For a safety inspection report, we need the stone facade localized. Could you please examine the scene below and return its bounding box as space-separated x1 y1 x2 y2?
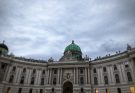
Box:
0 42 135 93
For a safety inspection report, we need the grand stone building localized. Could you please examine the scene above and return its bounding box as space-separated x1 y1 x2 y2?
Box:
0 41 135 93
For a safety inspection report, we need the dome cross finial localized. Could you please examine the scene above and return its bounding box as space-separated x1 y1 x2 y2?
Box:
72 40 74 44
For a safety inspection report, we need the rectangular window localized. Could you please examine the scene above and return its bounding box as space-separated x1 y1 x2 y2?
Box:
80 68 84 74
40 89 43 93
114 65 117 70
53 78 56 85
29 89 32 93
41 78 44 85
18 88 22 93
103 67 107 72
42 70 45 74
93 68 96 73
54 69 57 74
12 66 16 72
125 64 129 68
117 88 121 93
106 89 110 93
80 77 84 85
1 63 6 70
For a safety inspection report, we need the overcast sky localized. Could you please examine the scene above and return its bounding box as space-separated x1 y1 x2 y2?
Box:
0 0 135 61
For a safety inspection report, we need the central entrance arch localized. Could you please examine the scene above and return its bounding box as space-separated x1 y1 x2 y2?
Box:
63 81 73 93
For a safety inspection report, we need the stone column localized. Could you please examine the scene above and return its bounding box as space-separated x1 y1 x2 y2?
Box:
16 67 22 84
13 67 20 84
45 69 47 84
99 67 103 85
49 68 52 85
120 63 127 83
85 67 88 84
24 68 29 84
57 68 60 84
38 70 42 85
76 67 78 84
74 67 76 84
5 65 12 82
107 65 112 84
3 64 10 81
35 69 41 85
118 63 124 83
88 67 90 84
60 68 63 84
97 67 100 85
27 68 32 84
110 66 115 84
129 59 135 81
47 68 50 84
35 69 38 85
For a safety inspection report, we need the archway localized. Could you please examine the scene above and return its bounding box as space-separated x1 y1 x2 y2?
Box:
63 81 73 93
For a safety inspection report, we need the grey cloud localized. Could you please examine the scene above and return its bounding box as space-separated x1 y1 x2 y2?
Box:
0 0 135 60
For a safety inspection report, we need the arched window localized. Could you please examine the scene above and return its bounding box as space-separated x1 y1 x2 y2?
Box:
12 66 16 72
81 88 84 92
18 88 22 93
115 74 120 83
29 89 32 93
93 68 96 73
9 75 14 83
40 89 43 93
41 78 44 85
32 69 36 74
53 78 56 85
114 65 117 70
52 88 54 92
94 77 98 85
6 87 11 93
42 70 45 75
127 72 132 82
23 68 26 73
117 88 121 93
30 77 35 85
103 67 107 72
80 77 84 84
104 76 108 84
20 76 25 84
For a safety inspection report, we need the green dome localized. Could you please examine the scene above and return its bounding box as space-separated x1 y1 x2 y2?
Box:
0 41 9 55
64 41 82 53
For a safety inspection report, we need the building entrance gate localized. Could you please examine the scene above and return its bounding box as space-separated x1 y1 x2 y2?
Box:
63 81 73 93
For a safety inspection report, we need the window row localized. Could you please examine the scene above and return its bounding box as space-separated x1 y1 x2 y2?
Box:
18 88 43 93
95 87 135 93
9 75 46 85
93 63 130 74
94 72 133 85
11 67 46 75
95 88 122 93
6 87 43 93
52 77 85 85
